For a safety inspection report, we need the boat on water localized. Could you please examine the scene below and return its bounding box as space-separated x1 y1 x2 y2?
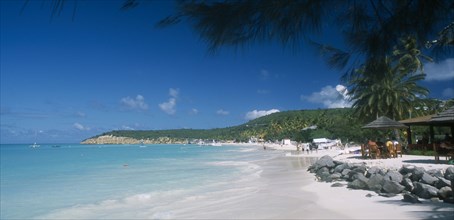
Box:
209 140 222 147
139 140 147 148
30 142 40 148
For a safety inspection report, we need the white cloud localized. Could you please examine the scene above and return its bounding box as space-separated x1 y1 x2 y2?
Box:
301 84 352 108
159 88 180 115
442 88 454 98
424 58 454 81
121 125 135 130
159 98 176 115
245 109 280 120
190 108 199 115
216 109 230 115
169 88 179 98
73 122 90 131
120 95 149 111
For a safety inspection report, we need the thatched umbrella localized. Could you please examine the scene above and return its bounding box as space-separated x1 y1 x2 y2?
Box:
363 116 408 129
430 106 454 124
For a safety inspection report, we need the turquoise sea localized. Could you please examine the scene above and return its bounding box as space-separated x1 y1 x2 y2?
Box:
0 143 290 219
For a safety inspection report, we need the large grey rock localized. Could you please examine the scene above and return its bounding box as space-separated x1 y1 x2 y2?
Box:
366 166 381 178
384 170 403 183
399 165 416 175
436 177 452 189
341 169 351 180
352 164 367 175
348 179 369 190
347 163 367 172
349 172 364 182
367 174 384 192
445 167 454 180
348 173 369 190
411 167 426 182
438 186 453 200
402 193 421 203
330 173 342 181
315 155 336 169
427 169 443 178
316 167 331 182
383 179 405 194
413 182 439 199
334 163 348 173
402 178 414 192
403 173 413 179
420 173 439 186
331 182 344 187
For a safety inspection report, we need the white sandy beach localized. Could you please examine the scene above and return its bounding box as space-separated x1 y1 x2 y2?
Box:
276 144 454 219
192 148 453 219
134 142 449 219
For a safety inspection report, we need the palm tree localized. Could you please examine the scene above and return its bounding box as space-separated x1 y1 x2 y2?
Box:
349 37 430 121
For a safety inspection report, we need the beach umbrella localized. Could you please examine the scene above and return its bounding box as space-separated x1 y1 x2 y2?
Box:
362 116 408 129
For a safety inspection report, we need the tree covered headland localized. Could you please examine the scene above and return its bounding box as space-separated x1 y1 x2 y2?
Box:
91 108 378 144
87 102 453 144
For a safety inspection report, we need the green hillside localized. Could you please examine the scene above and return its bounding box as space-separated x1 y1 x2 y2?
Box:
87 108 376 143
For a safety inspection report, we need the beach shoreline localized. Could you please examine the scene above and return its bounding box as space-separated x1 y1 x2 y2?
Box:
222 143 454 219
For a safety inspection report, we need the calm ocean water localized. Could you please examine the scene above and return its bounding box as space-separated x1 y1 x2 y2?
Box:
0 144 284 219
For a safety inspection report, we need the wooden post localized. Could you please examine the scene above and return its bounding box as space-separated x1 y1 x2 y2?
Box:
407 127 412 144
430 125 434 144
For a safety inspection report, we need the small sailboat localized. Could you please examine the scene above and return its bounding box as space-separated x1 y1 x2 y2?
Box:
30 142 40 148
139 140 146 148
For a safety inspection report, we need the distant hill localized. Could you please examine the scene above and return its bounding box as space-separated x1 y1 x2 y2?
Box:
82 108 375 144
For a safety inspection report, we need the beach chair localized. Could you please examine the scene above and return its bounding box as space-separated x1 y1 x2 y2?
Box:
386 141 396 158
395 143 402 158
368 143 381 159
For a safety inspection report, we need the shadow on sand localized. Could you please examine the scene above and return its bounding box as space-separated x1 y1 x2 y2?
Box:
378 199 454 220
344 155 364 160
402 159 449 165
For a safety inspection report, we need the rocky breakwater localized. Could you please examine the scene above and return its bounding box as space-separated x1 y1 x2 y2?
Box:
307 155 454 204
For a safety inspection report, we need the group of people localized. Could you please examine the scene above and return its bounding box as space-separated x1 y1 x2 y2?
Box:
364 137 401 159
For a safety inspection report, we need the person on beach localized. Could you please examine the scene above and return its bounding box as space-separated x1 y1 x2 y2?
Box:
303 143 310 154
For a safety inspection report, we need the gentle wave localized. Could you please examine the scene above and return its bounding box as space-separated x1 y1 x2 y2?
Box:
37 181 262 219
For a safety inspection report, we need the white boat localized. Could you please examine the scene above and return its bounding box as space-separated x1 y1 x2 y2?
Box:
209 140 222 147
30 142 40 148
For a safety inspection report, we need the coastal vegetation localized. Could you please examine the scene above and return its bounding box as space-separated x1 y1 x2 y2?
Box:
84 108 369 144
83 104 452 145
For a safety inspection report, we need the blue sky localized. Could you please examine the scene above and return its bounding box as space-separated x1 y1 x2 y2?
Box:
1 0 453 144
